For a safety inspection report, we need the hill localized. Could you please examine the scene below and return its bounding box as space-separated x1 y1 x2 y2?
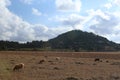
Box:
48 30 120 51
0 30 120 51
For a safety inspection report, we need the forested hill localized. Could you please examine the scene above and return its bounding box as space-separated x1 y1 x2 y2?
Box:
0 30 120 51
48 30 120 51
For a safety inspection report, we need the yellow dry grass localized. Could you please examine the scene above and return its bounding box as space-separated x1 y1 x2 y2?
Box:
0 51 120 80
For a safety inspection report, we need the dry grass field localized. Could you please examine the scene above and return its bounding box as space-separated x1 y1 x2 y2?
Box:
0 51 120 80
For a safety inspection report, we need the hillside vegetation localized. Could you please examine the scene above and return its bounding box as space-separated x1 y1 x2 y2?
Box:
0 30 120 51
49 30 120 51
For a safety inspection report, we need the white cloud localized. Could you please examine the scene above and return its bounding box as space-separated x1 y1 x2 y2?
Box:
0 0 74 42
48 26 73 38
86 9 120 43
87 10 119 34
32 8 42 16
103 0 120 10
106 0 120 7
60 14 83 25
0 5 35 42
87 9 110 20
55 0 81 12
104 3 112 9
113 0 120 6
0 0 48 42
20 0 33 4
49 9 120 43
51 14 86 30
1 0 120 43
0 0 11 7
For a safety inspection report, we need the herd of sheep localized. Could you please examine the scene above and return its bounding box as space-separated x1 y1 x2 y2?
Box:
12 56 61 71
12 57 109 71
10 55 120 80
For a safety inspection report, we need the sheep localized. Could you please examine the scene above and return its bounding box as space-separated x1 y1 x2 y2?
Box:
44 56 48 58
55 57 60 61
13 63 24 71
38 59 46 64
94 58 100 62
106 60 109 63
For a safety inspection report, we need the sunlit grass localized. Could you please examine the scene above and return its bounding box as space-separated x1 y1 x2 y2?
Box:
0 51 120 80
0 60 12 80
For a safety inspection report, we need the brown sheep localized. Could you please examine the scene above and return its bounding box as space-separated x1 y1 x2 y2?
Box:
38 59 46 64
94 58 100 62
13 63 24 71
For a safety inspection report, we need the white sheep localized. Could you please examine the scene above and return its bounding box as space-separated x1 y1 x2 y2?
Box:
55 57 60 61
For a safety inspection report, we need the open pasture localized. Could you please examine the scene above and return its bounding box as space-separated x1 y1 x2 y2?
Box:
0 51 120 80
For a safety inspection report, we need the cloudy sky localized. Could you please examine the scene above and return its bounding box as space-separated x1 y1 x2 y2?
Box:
0 0 120 43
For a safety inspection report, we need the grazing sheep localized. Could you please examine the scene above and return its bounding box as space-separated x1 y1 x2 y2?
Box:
94 58 100 62
13 63 24 71
44 56 48 58
55 57 60 61
106 60 109 63
38 59 46 64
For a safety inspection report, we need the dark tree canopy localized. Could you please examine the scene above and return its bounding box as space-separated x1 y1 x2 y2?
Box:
48 30 120 52
0 30 120 51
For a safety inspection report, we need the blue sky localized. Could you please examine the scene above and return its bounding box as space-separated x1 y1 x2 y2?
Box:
0 0 120 43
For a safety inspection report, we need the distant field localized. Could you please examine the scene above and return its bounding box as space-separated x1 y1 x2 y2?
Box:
0 51 120 80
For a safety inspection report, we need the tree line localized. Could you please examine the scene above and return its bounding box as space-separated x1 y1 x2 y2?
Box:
0 30 120 51
0 40 48 51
